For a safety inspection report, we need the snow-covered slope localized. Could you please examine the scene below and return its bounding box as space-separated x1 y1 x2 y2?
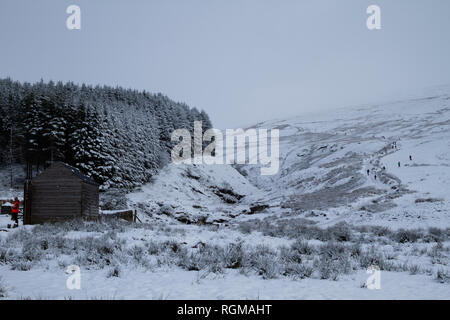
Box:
238 91 450 228
129 88 450 229
127 161 263 224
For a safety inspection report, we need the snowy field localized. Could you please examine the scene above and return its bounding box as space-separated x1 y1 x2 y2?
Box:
0 215 448 299
1 267 449 300
1 89 450 299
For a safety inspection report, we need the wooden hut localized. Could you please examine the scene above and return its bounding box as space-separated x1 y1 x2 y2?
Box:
23 162 99 224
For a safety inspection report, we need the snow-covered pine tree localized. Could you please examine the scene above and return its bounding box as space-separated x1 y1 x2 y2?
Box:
0 78 213 190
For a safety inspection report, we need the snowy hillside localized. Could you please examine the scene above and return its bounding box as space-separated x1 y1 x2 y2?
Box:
127 161 263 225
129 90 450 230
236 91 450 229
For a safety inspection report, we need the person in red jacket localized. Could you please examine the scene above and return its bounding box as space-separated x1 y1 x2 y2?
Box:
11 197 19 227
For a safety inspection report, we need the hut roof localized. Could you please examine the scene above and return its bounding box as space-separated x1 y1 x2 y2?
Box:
59 162 99 186
33 162 99 186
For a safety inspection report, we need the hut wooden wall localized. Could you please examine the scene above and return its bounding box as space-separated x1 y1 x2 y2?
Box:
28 162 100 224
82 182 99 218
30 165 82 223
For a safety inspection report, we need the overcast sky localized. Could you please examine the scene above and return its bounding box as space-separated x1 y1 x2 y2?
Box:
1 0 450 128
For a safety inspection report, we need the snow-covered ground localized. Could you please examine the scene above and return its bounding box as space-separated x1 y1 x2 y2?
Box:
1 267 448 300
0 212 448 299
1 88 450 299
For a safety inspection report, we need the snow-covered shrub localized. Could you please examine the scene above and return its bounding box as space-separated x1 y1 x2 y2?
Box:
247 245 279 279
100 189 128 210
50 235 68 252
315 242 352 280
408 264 421 275
0 237 45 271
327 222 352 242
318 241 347 258
425 227 446 243
435 269 450 283
279 246 301 264
73 235 125 268
244 218 362 243
107 265 122 278
313 256 338 280
391 228 423 243
6 228 33 245
176 251 201 271
31 218 128 234
0 247 16 265
162 240 184 254
0 277 7 298
428 243 447 265
10 260 33 271
127 245 151 268
21 240 44 263
223 242 245 269
145 240 164 255
371 226 391 237
283 262 314 279
238 222 253 234
358 246 393 271
192 245 224 274
348 243 362 258
238 217 321 240
291 239 315 256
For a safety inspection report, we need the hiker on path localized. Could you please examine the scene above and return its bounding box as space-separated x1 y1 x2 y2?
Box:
11 197 19 227
409 155 412 161
367 169 370 176
398 161 401 168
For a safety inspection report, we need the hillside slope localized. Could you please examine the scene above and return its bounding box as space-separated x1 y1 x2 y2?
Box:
126 161 263 225
245 91 450 228
130 89 450 229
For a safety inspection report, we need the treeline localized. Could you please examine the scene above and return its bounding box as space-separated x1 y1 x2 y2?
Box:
0 78 212 190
